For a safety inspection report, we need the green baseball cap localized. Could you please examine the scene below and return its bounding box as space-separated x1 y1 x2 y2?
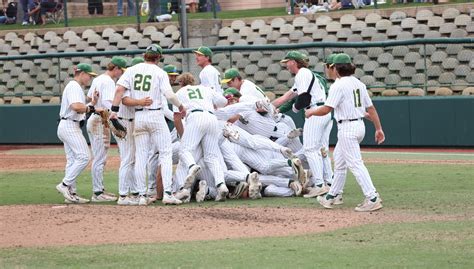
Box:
324 54 337 65
163 65 179 75
193 46 213 58
221 68 241 84
223 87 241 98
145 44 163 55
111 56 127 70
332 53 352 65
130 57 144 66
280 51 307 63
76 63 97 76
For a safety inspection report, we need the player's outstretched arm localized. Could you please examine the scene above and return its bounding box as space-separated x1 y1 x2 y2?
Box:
367 106 385 145
272 89 296 108
305 105 332 118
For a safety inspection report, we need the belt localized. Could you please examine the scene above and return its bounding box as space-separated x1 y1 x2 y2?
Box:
190 109 213 115
308 102 325 108
118 117 134 122
60 117 80 122
337 118 363 124
135 108 161 111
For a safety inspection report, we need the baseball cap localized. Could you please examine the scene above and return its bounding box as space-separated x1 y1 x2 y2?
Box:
223 87 241 98
163 64 179 75
280 51 307 63
221 68 240 84
145 44 163 55
193 46 213 58
323 54 337 65
111 56 127 70
331 53 352 65
76 63 97 76
130 57 144 66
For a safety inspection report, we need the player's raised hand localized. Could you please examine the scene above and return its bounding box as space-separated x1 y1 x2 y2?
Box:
375 129 385 145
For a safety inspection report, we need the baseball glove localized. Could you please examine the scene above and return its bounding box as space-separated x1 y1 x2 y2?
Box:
109 118 127 139
99 109 111 128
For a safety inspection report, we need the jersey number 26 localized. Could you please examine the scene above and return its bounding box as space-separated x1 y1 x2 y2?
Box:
134 74 152 91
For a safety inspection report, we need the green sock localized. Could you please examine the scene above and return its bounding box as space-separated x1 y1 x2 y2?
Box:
316 184 323 188
326 194 335 200
165 191 172 196
370 197 377 202
94 191 103 196
287 159 292 167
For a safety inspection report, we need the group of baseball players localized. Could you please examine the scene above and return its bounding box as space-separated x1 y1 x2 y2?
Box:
55 43 385 212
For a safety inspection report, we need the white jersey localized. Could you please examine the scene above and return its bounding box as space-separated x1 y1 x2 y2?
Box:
236 110 278 138
174 84 227 113
239 79 266 102
59 80 86 121
116 62 173 110
325 76 372 122
118 90 135 120
292 68 326 107
199 64 222 94
87 74 115 110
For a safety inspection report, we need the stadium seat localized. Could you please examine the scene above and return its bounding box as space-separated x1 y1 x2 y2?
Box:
129 33 143 44
400 66 416 79
251 19 265 30
427 16 444 28
462 87 474 95
49 96 60 104
312 29 328 41
353 54 369 66
257 57 272 68
452 80 467 93
431 51 448 63
347 34 363 42
336 28 352 40
442 8 460 20
289 30 304 41
138 38 152 48
381 89 399 96
11 38 24 49
454 14 471 27
384 74 401 86
466 22 474 34
465 72 474 83
438 23 457 36
371 33 388 42
456 50 472 63
263 77 278 89
424 30 442 38
408 88 425 96
270 18 285 29
266 63 281 75
322 35 337 42
101 28 116 38
164 25 179 36
249 51 263 63
401 18 417 29
439 73 456 85
150 32 165 42
253 71 267 82
373 67 389 79
11 97 24 105
293 16 308 28
350 20 367 33
340 14 356 26
361 27 377 39
258 25 273 36
454 65 470 78
377 53 394 66
442 58 459 70
276 37 290 45
411 73 425 85
368 47 384 59
375 19 392 32
29 97 43 104
315 15 332 28
450 29 468 38
123 27 137 38
239 26 252 37
416 9 434 22
14 84 26 95
434 87 453 96
302 23 317 34
365 13 381 26
218 27 232 38
427 65 442 78
412 24 429 37
18 72 30 83
388 59 405 71
277 70 292 82
326 21 341 33
244 64 259 76
231 20 246 30
390 11 407 23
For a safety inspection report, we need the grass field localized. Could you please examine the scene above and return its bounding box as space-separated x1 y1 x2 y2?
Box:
0 147 473 268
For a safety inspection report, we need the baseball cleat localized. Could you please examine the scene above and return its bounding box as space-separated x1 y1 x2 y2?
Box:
91 193 118 202
247 172 262 199
117 195 139 206
56 183 77 203
280 147 294 159
289 181 303 196
287 128 303 139
228 182 249 199
290 157 305 184
174 188 191 202
196 180 208 203
162 193 183 205
355 197 383 212
317 195 334 209
138 195 148 206
183 164 201 190
215 184 229 202
102 191 118 198
303 185 330 198
333 194 344 205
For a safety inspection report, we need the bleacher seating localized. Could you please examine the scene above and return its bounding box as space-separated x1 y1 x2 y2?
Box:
0 4 473 104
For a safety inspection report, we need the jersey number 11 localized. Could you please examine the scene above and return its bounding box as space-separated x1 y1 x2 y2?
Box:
353 89 362 107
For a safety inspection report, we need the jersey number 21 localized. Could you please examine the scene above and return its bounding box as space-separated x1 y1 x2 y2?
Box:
188 88 203 100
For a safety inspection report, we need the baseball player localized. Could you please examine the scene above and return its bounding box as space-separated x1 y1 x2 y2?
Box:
193 46 223 94
110 44 186 206
272 51 332 197
86 56 127 202
172 72 229 201
221 68 266 102
55 63 100 203
305 53 385 212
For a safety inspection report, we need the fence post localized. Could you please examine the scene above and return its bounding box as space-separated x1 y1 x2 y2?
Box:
63 0 68 27
229 50 232 68
423 43 428 94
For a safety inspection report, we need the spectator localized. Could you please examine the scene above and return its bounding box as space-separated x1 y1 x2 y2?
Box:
88 0 103 15
0 1 6 24
2 0 18 24
28 0 61 25
117 0 135 16
19 0 30 25
186 0 197 13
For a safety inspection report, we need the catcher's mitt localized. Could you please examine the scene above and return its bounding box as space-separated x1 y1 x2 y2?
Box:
109 118 127 139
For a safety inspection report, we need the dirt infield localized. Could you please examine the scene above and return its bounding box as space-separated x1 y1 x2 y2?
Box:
0 146 472 248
